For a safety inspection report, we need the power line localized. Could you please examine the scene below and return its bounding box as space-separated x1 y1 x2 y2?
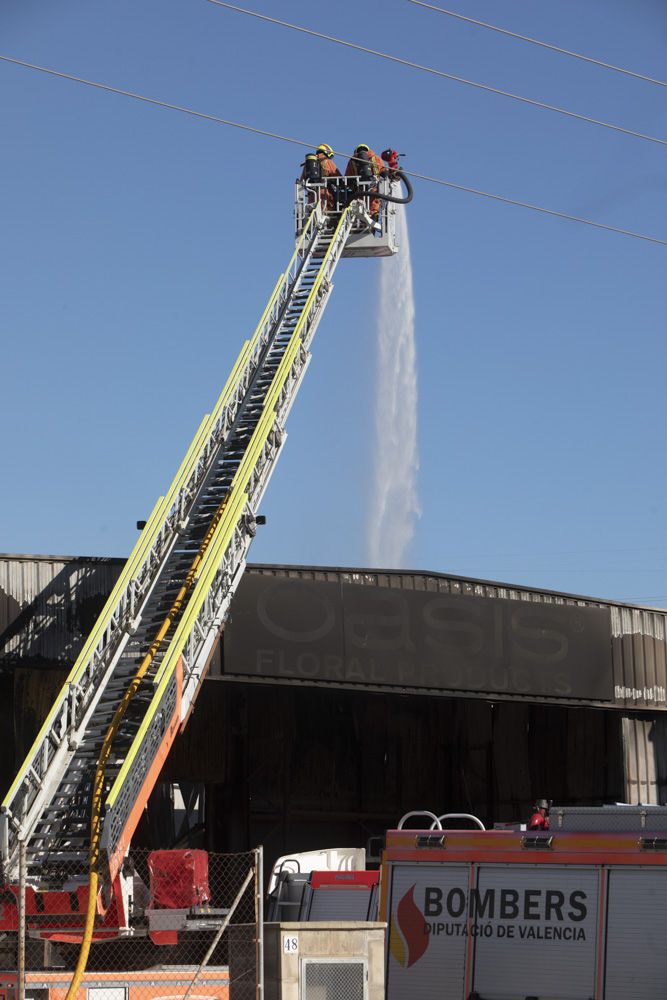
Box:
393 168 667 245
0 53 313 148
1 52 665 247
408 0 667 89
445 545 667 558
206 0 667 150
470 569 667 574
624 596 667 603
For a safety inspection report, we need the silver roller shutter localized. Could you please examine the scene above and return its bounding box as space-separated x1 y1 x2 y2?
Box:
605 868 667 999
472 865 599 999
306 886 373 920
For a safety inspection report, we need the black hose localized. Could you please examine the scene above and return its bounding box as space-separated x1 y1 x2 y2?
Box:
375 169 413 204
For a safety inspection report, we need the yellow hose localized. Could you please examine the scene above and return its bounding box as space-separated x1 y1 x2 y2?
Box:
65 493 230 999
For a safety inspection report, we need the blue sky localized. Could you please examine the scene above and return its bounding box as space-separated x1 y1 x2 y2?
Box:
2 0 666 605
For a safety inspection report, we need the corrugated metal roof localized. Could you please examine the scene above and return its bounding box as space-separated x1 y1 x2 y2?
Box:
245 562 667 612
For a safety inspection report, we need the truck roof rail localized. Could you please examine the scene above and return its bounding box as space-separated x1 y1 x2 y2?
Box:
397 810 442 830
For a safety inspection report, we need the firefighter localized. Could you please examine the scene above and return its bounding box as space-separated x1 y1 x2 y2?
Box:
528 798 551 830
300 143 342 211
345 143 385 228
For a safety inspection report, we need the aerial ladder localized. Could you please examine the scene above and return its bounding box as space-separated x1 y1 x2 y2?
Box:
0 166 412 951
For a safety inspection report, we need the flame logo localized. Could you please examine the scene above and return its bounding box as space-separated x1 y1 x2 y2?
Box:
390 884 429 968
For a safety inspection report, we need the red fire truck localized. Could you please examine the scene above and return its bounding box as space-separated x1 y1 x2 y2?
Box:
379 806 667 1000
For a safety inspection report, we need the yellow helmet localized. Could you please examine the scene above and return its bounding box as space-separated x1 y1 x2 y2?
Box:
355 143 370 153
316 143 334 158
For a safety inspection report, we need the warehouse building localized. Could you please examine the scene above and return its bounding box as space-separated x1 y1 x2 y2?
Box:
2 554 666 870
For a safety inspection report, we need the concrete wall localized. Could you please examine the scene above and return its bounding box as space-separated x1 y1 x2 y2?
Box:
263 922 385 1000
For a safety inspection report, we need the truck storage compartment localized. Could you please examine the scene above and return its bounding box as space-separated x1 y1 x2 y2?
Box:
148 849 211 909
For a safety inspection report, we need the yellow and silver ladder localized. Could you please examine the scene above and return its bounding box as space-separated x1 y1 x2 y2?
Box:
0 203 358 887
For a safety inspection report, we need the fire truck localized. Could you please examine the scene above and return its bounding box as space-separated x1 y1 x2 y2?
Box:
378 805 667 1000
265 805 667 998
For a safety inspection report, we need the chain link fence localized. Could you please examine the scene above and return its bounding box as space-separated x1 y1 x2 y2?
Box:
2 846 263 1000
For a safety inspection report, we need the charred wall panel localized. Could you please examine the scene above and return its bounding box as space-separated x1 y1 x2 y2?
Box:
622 714 667 804
0 551 225 802
200 683 624 864
0 554 125 797
160 682 228 783
611 606 667 708
0 554 124 667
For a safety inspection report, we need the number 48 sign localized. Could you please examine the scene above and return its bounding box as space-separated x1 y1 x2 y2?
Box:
283 935 299 954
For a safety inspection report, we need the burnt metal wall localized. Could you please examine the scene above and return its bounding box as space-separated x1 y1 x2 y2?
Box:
0 553 226 799
0 554 124 667
176 683 624 861
622 714 667 804
0 554 125 795
612 606 667 707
